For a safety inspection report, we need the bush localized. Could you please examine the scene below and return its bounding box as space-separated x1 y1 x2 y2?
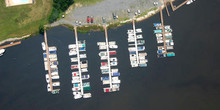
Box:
39 24 44 34
48 8 60 23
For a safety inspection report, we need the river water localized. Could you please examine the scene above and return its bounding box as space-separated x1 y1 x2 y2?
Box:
1 0 220 110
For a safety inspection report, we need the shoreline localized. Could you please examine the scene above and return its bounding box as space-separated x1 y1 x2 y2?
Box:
0 4 167 45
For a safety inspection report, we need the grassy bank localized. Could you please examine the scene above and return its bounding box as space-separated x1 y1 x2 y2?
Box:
0 0 53 41
74 0 103 5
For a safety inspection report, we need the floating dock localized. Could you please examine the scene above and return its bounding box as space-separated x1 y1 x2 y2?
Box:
170 0 191 11
127 19 148 67
97 25 120 92
0 41 21 49
43 30 60 94
153 7 175 58
69 27 91 99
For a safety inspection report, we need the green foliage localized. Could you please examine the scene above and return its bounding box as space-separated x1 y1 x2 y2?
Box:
39 24 44 35
48 0 74 23
48 8 60 23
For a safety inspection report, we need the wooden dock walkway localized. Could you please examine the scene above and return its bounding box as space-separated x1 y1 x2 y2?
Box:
132 19 140 64
0 41 21 49
44 30 54 91
160 7 167 54
170 0 191 11
104 25 113 88
164 0 170 16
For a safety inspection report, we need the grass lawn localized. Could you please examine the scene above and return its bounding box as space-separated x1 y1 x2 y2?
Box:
74 0 103 5
0 0 53 41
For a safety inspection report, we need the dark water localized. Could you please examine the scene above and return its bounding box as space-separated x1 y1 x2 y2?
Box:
1 0 220 110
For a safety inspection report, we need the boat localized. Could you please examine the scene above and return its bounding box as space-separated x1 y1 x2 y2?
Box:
109 51 116 55
186 0 195 5
110 57 117 62
83 93 92 98
153 23 161 27
47 84 51 92
72 76 80 83
45 74 49 83
137 46 145 51
139 63 147 67
52 82 60 86
154 30 162 34
110 62 117 66
112 77 121 84
101 69 109 74
109 41 116 45
0 49 5 56
109 45 118 49
99 45 107 50
51 75 59 79
72 83 81 91
69 50 77 56
41 42 46 51
101 62 108 66
73 93 82 99
81 74 90 80
48 46 57 51
83 82 91 90
101 56 108 60
68 44 77 49
72 72 79 76
103 87 112 92
71 58 78 62
99 51 107 57
112 72 120 76
81 68 88 72
97 42 106 46
136 35 143 39
71 65 78 70
136 28 142 33
51 72 58 76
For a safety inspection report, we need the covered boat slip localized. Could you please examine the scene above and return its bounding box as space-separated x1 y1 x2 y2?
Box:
97 25 121 93
69 27 91 99
127 19 148 68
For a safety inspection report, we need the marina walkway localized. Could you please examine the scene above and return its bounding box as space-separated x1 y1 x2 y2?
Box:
160 7 167 54
104 25 113 88
132 19 139 64
74 26 84 95
44 30 54 91
0 41 21 49
170 0 191 11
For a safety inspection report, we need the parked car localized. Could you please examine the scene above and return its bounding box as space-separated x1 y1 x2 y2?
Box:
102 17 105 23
112 13 116 19
87 16 90 23
90 16 94 23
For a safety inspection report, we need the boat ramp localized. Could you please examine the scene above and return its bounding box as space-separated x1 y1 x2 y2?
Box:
97 25 121 93
68 26 92 99
127 19 148 67
42 30 60 94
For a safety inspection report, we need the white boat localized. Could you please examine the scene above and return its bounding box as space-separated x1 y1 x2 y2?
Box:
71 58 78 62
47 84 51 92
110 62 117 66
72 72 79 76
41 42 46 51
74 94 82 99
49 54 57 59
127 29 134 34
136 35 143 39
52 82 60 86
72 76 80 83
79 54 87 58
186 0 195 5
0 49 6 56
112 77 121 84
69 50 77 56
48 46 57 51
109 45 118 49
109 41 116 45
101 56 108 60
110 57 117 62
81 68 88 72
97 42 106 46
99 45 107 50
51 75 59 79
51 72 58 76
68 44 77 49
72 83 81 91
136 28 142 33
45 74 49 83
83 93 92 98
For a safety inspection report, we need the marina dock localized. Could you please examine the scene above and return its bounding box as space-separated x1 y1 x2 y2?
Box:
170 0 191 11
97 25 120 92
43 30 60 94
153 7 175 58
69 27 91 99
0 41 21 49
127 19 148 67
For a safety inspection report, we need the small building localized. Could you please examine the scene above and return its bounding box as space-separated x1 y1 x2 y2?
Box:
5 0 34 7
